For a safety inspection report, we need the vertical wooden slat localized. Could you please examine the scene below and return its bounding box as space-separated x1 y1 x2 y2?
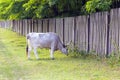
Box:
20 20 23 35
37 20 42 32
89 12 108 55
49 18 56 32
109 9 119 54
24 19 28 35
118 8 120 52
99 12 108 56
22 20 24 35
17 20 20 34
15 20 17 32
76 16 88 52
23 19 26 36
14 20 16 32
33 19 38 32
27 19 32 33
64 17 75 44
24 20 26 35
31 19 34 32
56 18 64 42
42 19 48 32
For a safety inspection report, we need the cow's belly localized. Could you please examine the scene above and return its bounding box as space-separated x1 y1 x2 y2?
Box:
38 43 51 49
31 40 51 49
29 38 57 49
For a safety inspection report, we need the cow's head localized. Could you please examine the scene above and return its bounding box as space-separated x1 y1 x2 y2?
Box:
62 44 68 56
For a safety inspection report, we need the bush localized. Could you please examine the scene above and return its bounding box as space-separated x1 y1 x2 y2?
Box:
107 40 120 67
67 41 98 59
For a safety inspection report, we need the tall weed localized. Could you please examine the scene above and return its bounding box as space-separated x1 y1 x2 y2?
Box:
67 41 98 59
107 40 120 67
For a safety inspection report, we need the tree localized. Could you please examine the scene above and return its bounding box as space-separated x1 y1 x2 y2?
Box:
23 0 41 19
8 0 27 19
0 2 10 20
34 0 55 18
0 0 28 20
85 0 112 13
0 0 119 20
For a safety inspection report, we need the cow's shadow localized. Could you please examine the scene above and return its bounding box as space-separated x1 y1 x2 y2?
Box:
27 58 55 61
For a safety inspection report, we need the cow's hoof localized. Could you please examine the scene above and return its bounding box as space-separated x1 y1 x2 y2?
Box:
66 54 69 56
51 58 55 60
37 58 40 60
28 58 32 60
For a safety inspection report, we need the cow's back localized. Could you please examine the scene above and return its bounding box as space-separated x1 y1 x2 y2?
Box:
27 32 61 49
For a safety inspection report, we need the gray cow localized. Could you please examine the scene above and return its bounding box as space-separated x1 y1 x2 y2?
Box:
26 32 68 60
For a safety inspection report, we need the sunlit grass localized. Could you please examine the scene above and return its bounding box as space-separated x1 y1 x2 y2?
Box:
0 28 120 80
0 0 11 3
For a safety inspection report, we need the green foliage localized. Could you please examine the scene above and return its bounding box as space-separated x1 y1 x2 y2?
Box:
0 0 83 19
0 2 10 19
0 0 27 20
56 0 82 17
9 1 26 19
0 0 119 20
108 52 120 67
68 41 98 59
85 0 112 13
23 0 41 19
107 40 120 67
34 0 55 18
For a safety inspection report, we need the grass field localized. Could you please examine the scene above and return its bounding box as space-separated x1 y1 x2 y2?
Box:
0 28 120 80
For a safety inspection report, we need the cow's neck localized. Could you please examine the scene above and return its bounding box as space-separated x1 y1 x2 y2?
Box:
58 42 64 51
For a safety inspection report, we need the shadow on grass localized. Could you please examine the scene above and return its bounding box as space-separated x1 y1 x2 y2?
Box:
27 58 55 61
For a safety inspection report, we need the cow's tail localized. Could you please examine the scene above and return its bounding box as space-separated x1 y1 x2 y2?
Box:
26 34 30 56
26 45 28 56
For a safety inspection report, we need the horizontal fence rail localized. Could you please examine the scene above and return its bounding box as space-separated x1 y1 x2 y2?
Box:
0 8 120 56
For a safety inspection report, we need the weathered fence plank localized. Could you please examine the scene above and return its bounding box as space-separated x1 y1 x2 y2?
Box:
99 12 108 56
24 19 28 35
49 18 56 32
18 20 20 34
27 19 32 33
64 17 75 44
56 18 64 42
33 19 38 32
119 8 120 52
42 19 48 32
109 9 120 54
0 21 12 29
90 12 108 56
76 16 88 52
20 20 23 35
37 20 42 32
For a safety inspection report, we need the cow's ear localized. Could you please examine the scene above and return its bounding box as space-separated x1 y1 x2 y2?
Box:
63 44 67 48
26 35 30 39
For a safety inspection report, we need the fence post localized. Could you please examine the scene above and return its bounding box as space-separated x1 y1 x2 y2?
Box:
106 11 110 57
87 15 90 53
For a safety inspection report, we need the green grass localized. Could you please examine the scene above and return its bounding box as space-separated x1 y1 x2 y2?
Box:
0 28 120 80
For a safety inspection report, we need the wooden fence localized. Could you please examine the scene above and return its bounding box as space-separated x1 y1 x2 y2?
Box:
0 8 120 56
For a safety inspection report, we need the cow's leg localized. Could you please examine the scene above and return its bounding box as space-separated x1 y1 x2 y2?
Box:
50 45 55 60
28 46 32 59
50 49 54 60
33 47 39 60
